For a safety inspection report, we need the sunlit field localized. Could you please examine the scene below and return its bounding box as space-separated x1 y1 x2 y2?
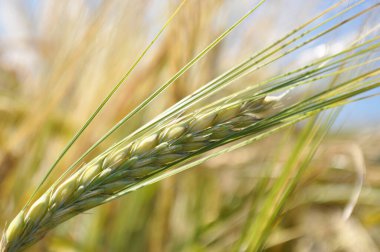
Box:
0 1 380 251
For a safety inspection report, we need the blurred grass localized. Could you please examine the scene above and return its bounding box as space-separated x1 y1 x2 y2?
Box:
1 0 380 251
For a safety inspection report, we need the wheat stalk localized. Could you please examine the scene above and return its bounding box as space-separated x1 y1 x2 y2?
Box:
3 71 380 251
3 54 380 252
0 96 278 252
3 44 380 252
2 2 379 251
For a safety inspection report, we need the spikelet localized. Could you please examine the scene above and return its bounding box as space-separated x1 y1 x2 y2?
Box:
2 97 278 252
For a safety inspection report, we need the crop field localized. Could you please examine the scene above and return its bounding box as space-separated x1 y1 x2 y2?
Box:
0 0 379 251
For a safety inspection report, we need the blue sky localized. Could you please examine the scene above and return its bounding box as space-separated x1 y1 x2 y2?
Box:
316 0 380 129
1 0 379 130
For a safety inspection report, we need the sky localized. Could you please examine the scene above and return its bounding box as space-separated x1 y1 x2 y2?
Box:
316 0 380 130
0 0 378 130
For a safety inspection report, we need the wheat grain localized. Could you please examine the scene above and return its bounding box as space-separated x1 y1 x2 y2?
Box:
1 97 277 252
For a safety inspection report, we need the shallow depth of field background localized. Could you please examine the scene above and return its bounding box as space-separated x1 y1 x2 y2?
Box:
0 0 380 251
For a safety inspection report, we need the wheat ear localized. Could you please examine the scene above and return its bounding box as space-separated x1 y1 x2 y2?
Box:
1 96 277 252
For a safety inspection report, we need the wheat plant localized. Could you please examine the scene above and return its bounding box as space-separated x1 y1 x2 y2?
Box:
1 0 380 251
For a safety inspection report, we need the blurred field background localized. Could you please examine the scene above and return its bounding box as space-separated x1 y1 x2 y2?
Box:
0 0 380 251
